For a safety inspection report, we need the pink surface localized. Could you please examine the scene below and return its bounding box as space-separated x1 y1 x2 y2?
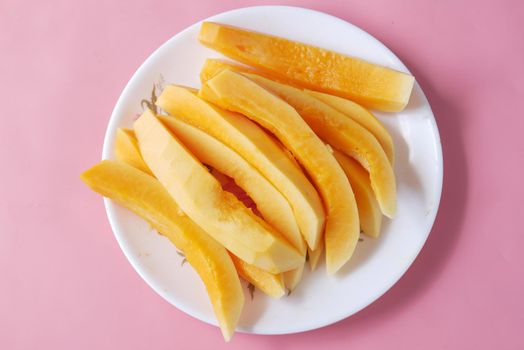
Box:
1 0 523 349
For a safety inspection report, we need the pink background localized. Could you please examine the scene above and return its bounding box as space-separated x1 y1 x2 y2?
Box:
1 0 523 349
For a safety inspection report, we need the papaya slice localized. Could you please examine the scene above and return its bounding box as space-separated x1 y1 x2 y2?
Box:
334 150 382 238
113 127 290 299
242 73 396 218
156 85 324 251
200 70 359 274
199 62 396 217
306 91 395 165
198 22 414 111
201 59 394 165
200 59 394 165
307 240 324 271
80 160 243 341
134 110 303 274
200 58 256 83
158 115 306 254
230 254 286 298
283 261 305 292
114 128 152 175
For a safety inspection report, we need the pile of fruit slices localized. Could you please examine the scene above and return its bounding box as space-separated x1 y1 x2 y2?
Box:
81 22 413 341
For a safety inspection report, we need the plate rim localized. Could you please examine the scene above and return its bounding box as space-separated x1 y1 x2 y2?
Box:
101 5 443 335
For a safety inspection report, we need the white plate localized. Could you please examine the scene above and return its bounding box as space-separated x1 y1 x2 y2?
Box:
102 6 443 335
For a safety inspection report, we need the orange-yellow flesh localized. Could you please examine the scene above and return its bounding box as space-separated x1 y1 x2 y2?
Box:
199 62 396 218
114 128 153 175
200 70 359 274
112 128 293 300
307 239 324 271
230 254 286 298
198 22 414 111
156 85 325 251
306 91 395 165
158 115 305 254
134 110 303 273
80 160 243 341
202 59 395 166
283 260 305 291
334 150 382 238
200 58 257 83
242 73 396 219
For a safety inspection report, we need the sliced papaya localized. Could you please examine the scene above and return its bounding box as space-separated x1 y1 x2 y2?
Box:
80 160 243 341
307 91 395 165
230 254 285 298
156 85 325 251
283 261 305 292
112 127 291 299
198 22 414 111
158 115 306 254
199 61 396 217
200 58 256 83
242 73 396 218
307 240 324 271
201 59 394 165
200 70 359 274
134 110 303 274
334 150 382 238
114 128 152 175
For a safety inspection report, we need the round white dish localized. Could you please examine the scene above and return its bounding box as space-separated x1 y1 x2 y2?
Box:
102 5 443 335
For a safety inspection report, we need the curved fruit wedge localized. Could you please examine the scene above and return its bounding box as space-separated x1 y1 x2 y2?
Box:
134 110 303 273
113 128 295 298
158 115 306 254
198 22 414 111
115 128 152 175
198 62 396 217
242 73 397 218
156 85 325 250
334 150 382 238
307 239 324 271
306 91 395 165
230 254 285 298
201 58 393 165
80 160 243 341
200 58 256 83
283 261 305 292
201 58 293 87
200 70 359 274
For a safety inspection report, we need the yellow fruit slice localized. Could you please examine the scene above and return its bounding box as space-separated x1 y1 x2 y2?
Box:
201 58 295 89
80 160 243 341
112 127 290 299
159 115 306 254
230 254 285 298
199 62 396 217
200 58 396 164
283 261 305 292
242 73 397 218
156 85 325 250
134 110 303 273
201 59 394 165
115 128 152 175
198 22 414 112
306 91 395 165
334 150 382 238
200 70 359 274
200 58 255 83
307 240 324 271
